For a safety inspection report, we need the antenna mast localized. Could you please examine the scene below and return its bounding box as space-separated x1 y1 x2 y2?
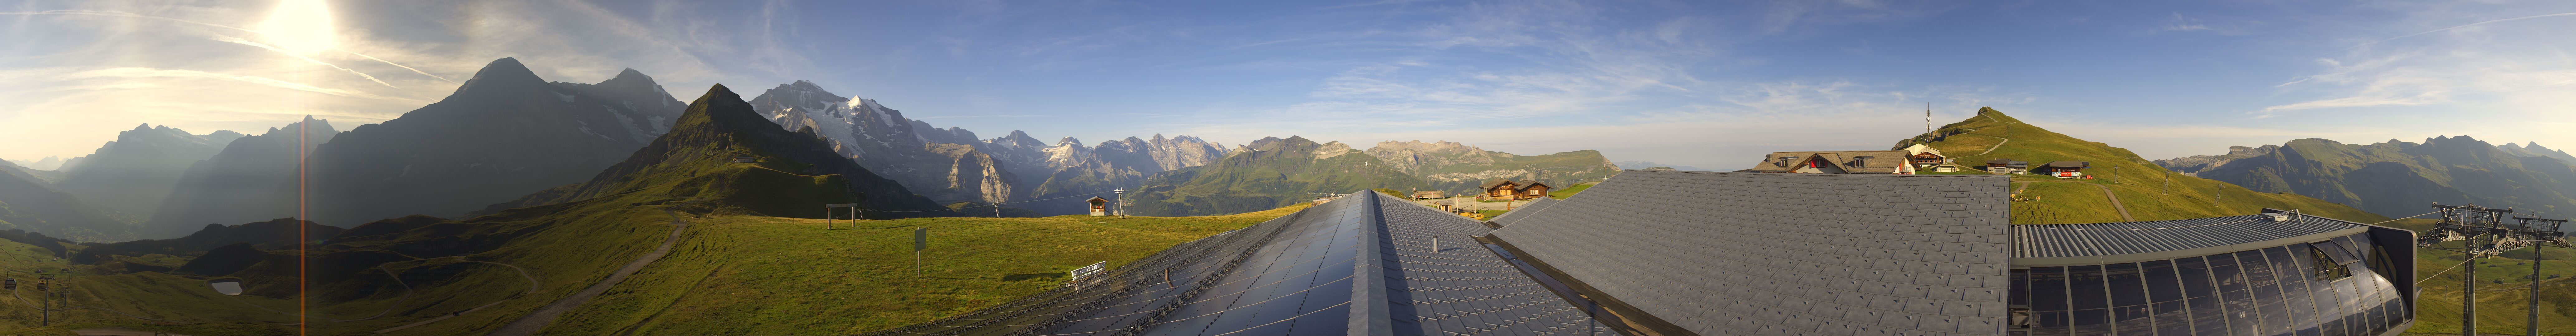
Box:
1924 102 1932 135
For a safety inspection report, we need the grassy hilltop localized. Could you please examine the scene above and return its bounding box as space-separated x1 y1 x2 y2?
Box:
1907 108 2388 224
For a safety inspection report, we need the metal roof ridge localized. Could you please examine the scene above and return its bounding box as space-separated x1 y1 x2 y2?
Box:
1346 191 1397 336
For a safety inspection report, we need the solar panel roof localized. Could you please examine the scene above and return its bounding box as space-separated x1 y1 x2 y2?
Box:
869 191 1611 336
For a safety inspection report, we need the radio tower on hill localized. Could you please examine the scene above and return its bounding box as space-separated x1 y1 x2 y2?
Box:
1924 103 1932 135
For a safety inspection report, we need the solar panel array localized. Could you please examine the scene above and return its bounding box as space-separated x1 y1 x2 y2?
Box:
1490 170 2017 336
869 191 1609 336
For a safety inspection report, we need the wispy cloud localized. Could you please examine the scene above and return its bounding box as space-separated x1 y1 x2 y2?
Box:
67 67 396 100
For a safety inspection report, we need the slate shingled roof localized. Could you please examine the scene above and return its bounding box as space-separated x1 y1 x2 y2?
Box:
1489 170 2016 336
869 191 1611 336
1486 197 1559 227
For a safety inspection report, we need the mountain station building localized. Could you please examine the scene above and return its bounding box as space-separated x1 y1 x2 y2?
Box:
1748 151 1921 174
877 170 2416 336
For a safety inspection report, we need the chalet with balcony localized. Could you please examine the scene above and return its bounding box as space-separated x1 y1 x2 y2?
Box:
1478 179 1552 201
1744 151 1917 174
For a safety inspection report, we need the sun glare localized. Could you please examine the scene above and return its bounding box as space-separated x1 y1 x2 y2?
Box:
256 0 337 56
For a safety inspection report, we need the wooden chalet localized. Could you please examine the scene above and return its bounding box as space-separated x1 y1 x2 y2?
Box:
1087 197 1110 216
1901 144 1948 171
2041 161 2091 178
1985 159 2029 174
1478 179 1552 201
1744 151 1917 175
1412 190 1448 200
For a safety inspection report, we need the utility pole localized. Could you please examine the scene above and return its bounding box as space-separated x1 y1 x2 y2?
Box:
2417 204 2571 336
914 227 927 278
1113 189 1127 218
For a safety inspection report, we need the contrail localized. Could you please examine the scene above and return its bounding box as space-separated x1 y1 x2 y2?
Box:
217 36 401 89
0 9 253 32
2327 12 2576 55
7 9 454 84
338 50 455 83
72 67 398 100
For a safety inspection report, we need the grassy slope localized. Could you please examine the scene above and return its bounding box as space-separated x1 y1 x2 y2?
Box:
0 237 302 335
533 206 1302 335
1548 182 1597 200
1922 108 2389 224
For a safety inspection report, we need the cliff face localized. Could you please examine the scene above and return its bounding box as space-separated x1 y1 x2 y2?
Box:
747 81 1018 205
1362 140 1621 194
2153 144 2280 176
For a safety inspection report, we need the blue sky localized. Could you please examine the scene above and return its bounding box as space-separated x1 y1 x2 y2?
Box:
4 0 2573 169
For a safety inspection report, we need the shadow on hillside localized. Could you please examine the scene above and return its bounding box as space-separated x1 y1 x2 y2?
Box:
1002 273 1065 281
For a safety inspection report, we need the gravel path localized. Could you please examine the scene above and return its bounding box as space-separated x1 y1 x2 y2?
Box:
483 208 691 336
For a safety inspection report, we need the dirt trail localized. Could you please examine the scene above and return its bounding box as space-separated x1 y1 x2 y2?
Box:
484 208 691 336
2095 184 2135 221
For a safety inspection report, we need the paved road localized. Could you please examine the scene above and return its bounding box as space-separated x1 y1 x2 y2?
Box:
484 208 692 336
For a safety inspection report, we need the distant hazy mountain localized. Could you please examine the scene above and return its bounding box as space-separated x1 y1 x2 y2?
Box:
748 81 1019 205
1611 161 1708 172
306 58 685 226
1124 136 1429 216
2498 142 2576 164
3 156 64 171
148 117 335 238
2179 136 2576 218
1364 140 1620 193
2152 145 2278 176
51 124 243 218
0 160 130 241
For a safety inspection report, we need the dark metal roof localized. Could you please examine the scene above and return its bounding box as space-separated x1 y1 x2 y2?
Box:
869 191 1610 336
2009 211 2375 266
1489 170 2016 335
2043 161 2088 168
1485 197 1558 227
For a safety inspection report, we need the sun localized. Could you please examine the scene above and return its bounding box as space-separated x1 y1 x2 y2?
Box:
255 0 337 56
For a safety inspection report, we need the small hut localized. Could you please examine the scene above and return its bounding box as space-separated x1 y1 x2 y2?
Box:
1086 197 1110 216
1412 190 1448 200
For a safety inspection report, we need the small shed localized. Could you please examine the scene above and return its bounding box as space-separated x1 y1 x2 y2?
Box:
1413 190 1448 200
1086 197 1110 216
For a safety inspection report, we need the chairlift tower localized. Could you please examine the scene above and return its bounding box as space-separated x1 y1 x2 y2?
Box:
2415 203 2570 336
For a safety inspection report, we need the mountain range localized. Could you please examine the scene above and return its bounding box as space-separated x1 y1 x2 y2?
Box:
1364 140 1619 193
148 116 336 238
1123 136 1434 216
51 124 243 221
302 58 687 226
2158 136 2576 219
27 57 1615 242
